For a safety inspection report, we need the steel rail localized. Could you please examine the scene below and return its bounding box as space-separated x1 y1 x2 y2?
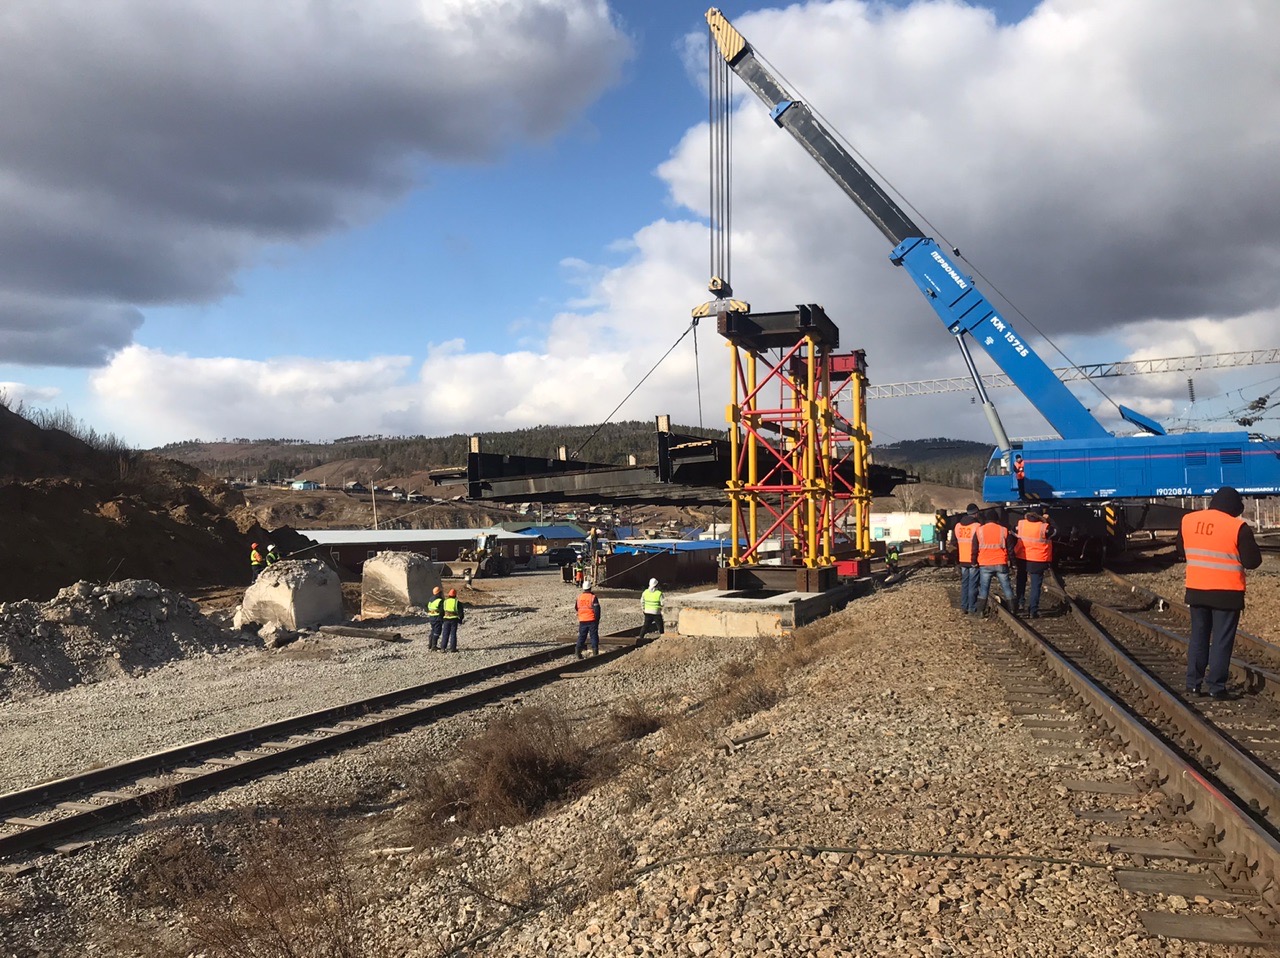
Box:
1006 584 1280 909
0 636 637 860
1102 568 1280 672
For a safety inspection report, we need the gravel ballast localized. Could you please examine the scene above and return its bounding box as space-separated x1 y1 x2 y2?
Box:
1 566 1272 956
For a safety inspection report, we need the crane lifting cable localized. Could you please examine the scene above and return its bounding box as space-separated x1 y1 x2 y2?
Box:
569 320 700 460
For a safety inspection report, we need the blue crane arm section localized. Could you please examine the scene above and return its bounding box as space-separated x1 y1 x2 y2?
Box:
704 7 1112 442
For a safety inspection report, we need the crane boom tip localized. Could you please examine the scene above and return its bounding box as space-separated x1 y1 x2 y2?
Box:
705 7 747 63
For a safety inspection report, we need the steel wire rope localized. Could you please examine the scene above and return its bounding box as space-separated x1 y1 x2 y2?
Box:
750 48 1125 419
570 320 700 460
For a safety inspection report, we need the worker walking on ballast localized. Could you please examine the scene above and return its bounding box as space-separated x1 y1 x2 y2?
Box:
639 577 664 641
576 580 601 659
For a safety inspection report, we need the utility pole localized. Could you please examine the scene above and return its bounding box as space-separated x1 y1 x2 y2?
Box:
371 464 385 530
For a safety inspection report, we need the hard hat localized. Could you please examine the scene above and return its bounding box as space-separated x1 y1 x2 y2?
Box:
582 580 593 590
448 588 457 597
648 578 658 589
267 543 275 549
251 542 259 548
433 586 442 594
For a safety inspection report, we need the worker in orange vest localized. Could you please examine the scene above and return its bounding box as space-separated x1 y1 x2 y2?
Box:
1177 487 1261 700
950 503 982 612
973 509 1016 617
1013 454 1027 500
575 579 602 660
1013 509 1054 618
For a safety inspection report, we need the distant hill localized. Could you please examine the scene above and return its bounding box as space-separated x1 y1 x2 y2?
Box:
872 437 992 489
155 421 725 483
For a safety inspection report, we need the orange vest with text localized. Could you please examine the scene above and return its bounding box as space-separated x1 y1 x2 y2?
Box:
954 522 978 564
1015 518 1052 563
1182 511 1246 593
576 592 599 622
976 522 1009 567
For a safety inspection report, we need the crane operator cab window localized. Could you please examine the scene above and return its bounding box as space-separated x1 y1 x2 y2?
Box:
986 451 1012 477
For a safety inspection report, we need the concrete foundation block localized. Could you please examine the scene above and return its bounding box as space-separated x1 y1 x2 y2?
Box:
668 582 867 639
361 551 442 618
241 558 344 631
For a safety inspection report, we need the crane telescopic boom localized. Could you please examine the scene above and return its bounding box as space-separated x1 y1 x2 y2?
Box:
704 7 1114 445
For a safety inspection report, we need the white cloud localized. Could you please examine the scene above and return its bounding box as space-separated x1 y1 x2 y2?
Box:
85 0 1280 446
0 0 628 364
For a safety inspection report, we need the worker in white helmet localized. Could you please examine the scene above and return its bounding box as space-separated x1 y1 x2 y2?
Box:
639 577 664 642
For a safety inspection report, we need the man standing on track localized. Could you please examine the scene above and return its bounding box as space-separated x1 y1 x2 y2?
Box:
1178 486 1261 700
1013 509 1054 618
639 577 664 641
973 509 1016 617
950 503 982 613
576 579 601 659
440 587 465 653
426 585 444 651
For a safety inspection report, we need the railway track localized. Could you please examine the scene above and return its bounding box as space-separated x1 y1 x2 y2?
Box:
0 633 639 868
971 568 1280 945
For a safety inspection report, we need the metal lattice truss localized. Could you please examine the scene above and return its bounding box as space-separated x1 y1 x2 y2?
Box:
867 348 1280 399
722 306 872 568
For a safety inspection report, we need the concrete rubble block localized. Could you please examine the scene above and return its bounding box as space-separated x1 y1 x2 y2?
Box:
240 558 344 631
360 551 442 619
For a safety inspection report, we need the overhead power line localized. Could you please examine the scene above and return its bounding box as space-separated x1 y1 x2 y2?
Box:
867 348 1280 399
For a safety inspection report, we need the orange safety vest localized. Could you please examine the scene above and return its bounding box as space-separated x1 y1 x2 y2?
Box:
1014 459 1025 479
1182 511 1246 592
1015 518 1052 563
954 522 978 564
976 522 1009 566
576 592 599 622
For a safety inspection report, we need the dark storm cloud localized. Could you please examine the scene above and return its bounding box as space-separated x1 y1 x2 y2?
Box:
0 0 629 364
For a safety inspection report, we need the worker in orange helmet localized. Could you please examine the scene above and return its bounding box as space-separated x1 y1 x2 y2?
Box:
249 541 266 580
426 585 444 651
440 587 465 653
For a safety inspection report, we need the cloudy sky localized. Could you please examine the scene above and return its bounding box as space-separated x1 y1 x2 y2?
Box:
2 0 1279 451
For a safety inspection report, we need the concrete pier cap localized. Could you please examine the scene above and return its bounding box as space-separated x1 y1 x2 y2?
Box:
667 582 869 639
361 551 442 618
237 558 344 631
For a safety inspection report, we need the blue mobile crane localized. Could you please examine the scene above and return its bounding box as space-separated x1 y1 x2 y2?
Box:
704 8 1280 548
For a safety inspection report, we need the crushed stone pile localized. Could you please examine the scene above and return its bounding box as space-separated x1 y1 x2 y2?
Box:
0 579 241 700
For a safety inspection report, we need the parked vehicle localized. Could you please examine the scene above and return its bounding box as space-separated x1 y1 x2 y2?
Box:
545 547 578 567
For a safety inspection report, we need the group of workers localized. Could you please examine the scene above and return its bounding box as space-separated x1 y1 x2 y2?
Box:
248 542 282 579
950 483 1261 703
425 585 466 652
573 576 665 660
950 503 1053 618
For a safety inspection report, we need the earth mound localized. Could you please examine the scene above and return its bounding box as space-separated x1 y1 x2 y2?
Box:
0 579 247 700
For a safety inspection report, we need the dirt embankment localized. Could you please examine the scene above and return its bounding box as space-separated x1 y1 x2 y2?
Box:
0 407 278 602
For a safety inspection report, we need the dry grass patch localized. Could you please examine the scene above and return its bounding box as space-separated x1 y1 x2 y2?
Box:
404 707 607 838
608 696 664 742
118 812 371 958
